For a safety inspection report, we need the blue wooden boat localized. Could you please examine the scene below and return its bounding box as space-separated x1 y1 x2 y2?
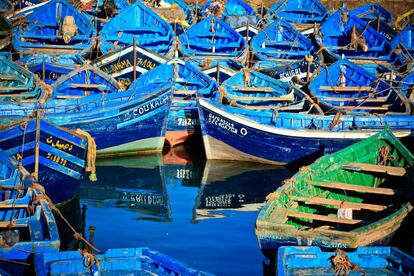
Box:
250 19 314 62
277 246 414 276
193 160 292 222
93 43 167 89
0 57 45 101
266 0 328 24
135 58 218 147
391 25 414 62
401 71 414 103
196 59 243 84
12 0 96 56
308 59 411 115
99 1 175 57
18 53 84 85
220 69 322 112
81 155 172 222
202 0 255 18
0 173 59 274
0 118 92 204
0 83 173 157
317 9 392 61
34 247 211 275
197 98 414 165
178 16 248 64
51 63 120 99
350 3 397 42
256 128 414 251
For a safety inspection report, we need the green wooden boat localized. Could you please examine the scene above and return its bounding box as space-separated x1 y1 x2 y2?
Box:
256 128 414 252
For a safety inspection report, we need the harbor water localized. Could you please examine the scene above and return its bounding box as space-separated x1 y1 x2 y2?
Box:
55 145 414 275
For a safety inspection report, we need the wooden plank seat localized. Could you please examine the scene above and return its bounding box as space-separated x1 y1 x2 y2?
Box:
54 95 84 99
319 86 374 92
292 196 387 211
231 86 277 92
286 210 362 224
0 86 30 91
342 162 406 176
0 203 28 209
173 90 197 95
323 96 387 103
0 74 17 80
235 103 303 111
338 105 390 111
312 181 395 195
229 95 294 103
67 83 107 89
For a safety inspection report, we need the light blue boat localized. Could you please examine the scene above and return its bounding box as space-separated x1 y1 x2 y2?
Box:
99 1 175 57
278 246 414 276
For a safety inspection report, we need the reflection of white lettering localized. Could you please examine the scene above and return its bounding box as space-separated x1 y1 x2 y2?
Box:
208 113 238 134
126 193 164 206
176 169 193 179
205 194 235 208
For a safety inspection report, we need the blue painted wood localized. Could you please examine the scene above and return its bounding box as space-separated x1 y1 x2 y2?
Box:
0 185 60 268
0 119 89 204
0 57 44 100
0 84 173 156
266 0 328 24
11 0 96 56
202 0 255 17
0 0 12 12
178 16 248 64
391 25 414 62
317 9 393 60
18 54 84 85
99 1 175 57
34 247 212 275
221 69 322 113
278 246 414 276
250 19 314 61
308 58 411 115
401 70 414 103
93 43 167 88
51 63 120 98
193 59 243 84
135 59 218 146
350 3 394 24
197 98 414 165
10 0 42 10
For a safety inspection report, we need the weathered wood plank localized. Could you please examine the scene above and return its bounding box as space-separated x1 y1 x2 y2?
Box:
339 105 390 111
323 96 386 103
231 86 275 92
292 196 387 211
312 181 395 195
286 210 362 224
0 74 16 80
67 83 107 89
0 203 28 209
319 86 373 92
343 162 406 176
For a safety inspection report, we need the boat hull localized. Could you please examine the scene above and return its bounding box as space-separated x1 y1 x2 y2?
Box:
165 106 200 147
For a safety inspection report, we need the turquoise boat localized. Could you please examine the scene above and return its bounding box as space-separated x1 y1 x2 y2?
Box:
256 129 414 250
278 246 414 276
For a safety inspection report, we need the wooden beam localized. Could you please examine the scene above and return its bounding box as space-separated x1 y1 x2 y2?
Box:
68 83 107 89
292 196 387 211
323 97 386 103
286 210 362 224
312 181 395 195
338 105 390 111
230 95 294 102
319 86 373 92
343 162 406 177
0 74 16 80
0 204 28 209
231 86 275 92
0 87 28 91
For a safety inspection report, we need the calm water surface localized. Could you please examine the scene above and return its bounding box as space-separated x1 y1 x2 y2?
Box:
57 145 414 275
58 146 294 275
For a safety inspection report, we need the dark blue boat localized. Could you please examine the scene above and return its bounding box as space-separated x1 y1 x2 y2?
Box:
12 0 96 56
317 9 392 61
135 58 218 147
51 63 120 99
266 0 328 24
391 25 414 63
196 59 243 84
250 19 314 62
81 155 172 222
0 57 44 101
308 59 411 115
99 1 175 57
93 43 167 89
18 54 84 85
278 246 414 276
34 247 211 275
0 84 173 157
178 16 248 64
350 3 397 42
197 98 414 165
0 119 92 204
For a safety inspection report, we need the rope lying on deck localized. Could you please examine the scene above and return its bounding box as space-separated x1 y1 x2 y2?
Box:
331 249 360 276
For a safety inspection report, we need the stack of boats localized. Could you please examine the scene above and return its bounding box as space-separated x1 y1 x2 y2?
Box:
0 0 414 273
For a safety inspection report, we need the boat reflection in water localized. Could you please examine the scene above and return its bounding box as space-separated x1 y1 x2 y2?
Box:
192 160 294 222
80 154 172 222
